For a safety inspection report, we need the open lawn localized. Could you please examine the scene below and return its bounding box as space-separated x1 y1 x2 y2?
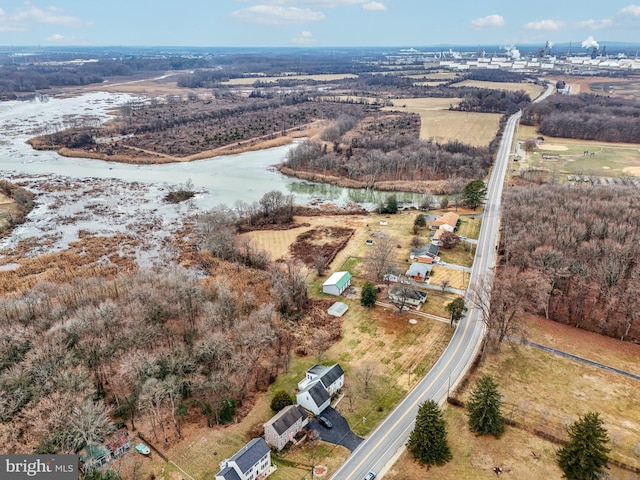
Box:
456 214 482 240
437 243 475 268
517 125 640 178
222 74 358 85
450 80 545 100
430 266 467 290
386 313 640 480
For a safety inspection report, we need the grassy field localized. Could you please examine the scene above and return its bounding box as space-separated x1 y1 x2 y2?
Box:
221 74 359 85
383 100 501 147
385 314 640 479
517 125 640 178
450 80 545 100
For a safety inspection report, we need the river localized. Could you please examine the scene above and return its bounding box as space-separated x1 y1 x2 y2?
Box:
0 92 427 266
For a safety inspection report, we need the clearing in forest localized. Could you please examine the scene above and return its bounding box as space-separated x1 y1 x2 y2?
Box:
222 73 359 85
384 99 501 147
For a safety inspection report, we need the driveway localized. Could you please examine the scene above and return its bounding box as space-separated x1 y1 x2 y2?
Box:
307 407 363 451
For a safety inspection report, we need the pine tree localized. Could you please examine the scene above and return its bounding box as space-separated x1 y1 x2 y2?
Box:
557 412 610 480
445 297 468 327
463 179 487 210
467 375 504 437
360 281 378 308
406 400 452 467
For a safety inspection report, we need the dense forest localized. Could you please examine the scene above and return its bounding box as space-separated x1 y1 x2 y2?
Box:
0 261 338 453
499 185 640 342
521 93 640 143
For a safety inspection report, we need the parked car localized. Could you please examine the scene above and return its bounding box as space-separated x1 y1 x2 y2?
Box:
459 235 467 240
364 472 376 480
318 416 332 428
365 239 374 246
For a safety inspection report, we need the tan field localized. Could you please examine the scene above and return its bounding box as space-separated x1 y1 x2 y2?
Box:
383 98 501 147
222 73 359 85
450 80 545 99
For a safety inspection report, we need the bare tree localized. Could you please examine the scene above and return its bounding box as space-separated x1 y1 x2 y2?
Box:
269 258 309 317
366 236 396 282
470 269 526 354
354 361 378 397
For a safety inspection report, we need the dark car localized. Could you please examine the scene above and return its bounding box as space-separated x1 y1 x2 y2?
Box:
364 472 376 480
318 416 333 428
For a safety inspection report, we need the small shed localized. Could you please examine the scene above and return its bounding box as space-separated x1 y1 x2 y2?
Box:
322 271 352 296
328 301 349 317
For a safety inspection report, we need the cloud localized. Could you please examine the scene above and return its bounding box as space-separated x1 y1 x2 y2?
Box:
619 4 640 15
362 2 386 11
523 19 565 30
231 5 325 25
0 2 90 33
470 14 505 29
291 30 317 45
577 18 614 29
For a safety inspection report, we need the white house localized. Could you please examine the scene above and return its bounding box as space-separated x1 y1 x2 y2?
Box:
215 438 271 480
322 271 352 296
264 405 309 451
296 364 345 415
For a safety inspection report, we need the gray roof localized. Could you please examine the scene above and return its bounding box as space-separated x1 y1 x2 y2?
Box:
307 382 330 408
390 287 427 301
217 467 242 480
406 263 433 277
412 244 439 257
229 438 270 474
320 364 345 389
266 405 308 436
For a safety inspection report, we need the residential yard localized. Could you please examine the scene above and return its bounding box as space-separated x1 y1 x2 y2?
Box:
456 214 482 239
123 210 456 480
450 80 545 100
437 243 476 268
516 125 640 178
430 266 467 291
386 313 640 480
383 101 501 147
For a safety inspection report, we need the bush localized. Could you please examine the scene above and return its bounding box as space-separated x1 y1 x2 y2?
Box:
271 389 294 412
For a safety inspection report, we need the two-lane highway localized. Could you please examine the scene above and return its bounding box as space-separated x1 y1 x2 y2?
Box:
329 93 539 479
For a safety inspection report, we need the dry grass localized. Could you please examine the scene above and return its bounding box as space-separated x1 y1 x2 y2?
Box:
430 267 467 290
383 102 501 147
518 125 640 149
0 193 18 232
222 74 358 85
450 80 545 99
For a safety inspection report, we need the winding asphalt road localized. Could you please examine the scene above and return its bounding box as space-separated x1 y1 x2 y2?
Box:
329 83 555 480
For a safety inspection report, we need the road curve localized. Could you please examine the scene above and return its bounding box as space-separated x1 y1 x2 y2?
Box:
329 100 534 479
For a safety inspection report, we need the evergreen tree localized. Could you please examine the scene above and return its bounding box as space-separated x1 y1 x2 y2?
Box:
407 400 452 467
414 214 426 229
446 297 468 327
557 412 610 480
270 389 294 412
360 281 378 308
380 194 398 214
463 180 488 210
467 375 504 437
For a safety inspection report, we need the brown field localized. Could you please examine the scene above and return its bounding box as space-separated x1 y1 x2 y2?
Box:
385 313 640 479
222 73 359 85
550 75 640 99
518 125 640 149
0 193 18 232
450 80 545 99
383 98 500 147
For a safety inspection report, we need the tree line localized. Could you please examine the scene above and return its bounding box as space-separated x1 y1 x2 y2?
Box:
499 184 640 342
521 93 640 143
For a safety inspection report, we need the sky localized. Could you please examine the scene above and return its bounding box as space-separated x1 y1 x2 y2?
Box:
0 0 639 48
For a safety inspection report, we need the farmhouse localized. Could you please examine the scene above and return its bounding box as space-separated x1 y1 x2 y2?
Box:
431 212 460 231
296 363 345 415
215 438 271 480
388 287 428 307
406 262 433 281
264 404 309 451
322 271 352 296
